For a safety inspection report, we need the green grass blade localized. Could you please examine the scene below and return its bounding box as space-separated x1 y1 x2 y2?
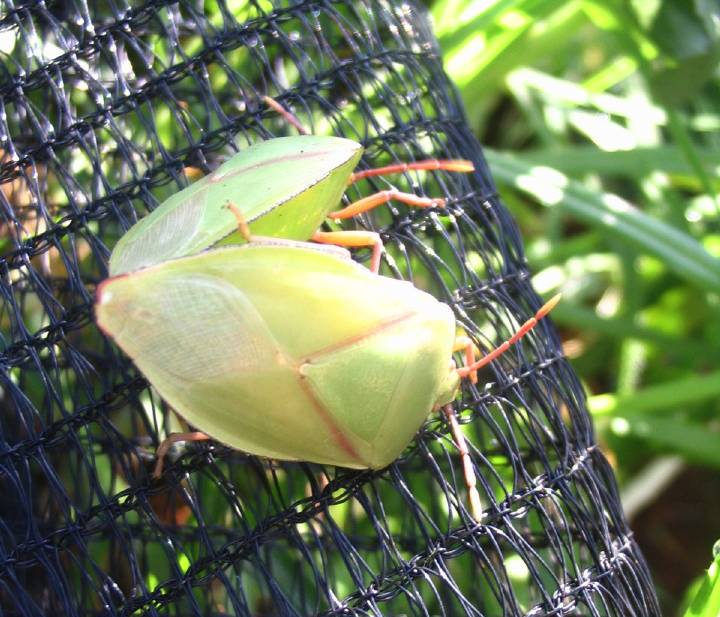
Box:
487 148 720 292
589 370 720 417
683 546 720 617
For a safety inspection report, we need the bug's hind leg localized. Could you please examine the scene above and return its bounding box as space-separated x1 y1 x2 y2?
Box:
443 404 483 522
329 189 446 220
322 187 453 271
330 159 476 219
153 431 212 479
348 159 474 184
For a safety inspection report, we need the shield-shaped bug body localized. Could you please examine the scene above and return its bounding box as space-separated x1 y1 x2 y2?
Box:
98 242 460 469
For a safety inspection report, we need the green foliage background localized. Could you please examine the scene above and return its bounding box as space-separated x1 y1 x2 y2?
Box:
429 0 720 614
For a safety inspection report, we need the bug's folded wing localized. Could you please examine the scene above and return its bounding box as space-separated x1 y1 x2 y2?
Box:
96 266 361 463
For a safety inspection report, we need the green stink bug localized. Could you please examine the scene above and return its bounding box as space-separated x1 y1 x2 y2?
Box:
109 97 474 276
97 242 458 469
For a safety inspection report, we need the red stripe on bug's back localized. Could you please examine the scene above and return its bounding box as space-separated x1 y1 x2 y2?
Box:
295 372 364 465
304 311 417 361
293 310 421 467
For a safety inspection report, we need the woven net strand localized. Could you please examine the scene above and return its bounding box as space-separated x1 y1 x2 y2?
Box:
0 1 660 615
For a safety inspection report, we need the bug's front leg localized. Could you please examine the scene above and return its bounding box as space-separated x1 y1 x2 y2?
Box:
442 404 483 523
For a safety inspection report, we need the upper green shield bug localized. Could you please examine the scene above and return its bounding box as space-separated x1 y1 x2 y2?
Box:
109 96 474 276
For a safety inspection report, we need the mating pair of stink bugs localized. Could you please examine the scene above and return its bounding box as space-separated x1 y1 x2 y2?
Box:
96 98 558 521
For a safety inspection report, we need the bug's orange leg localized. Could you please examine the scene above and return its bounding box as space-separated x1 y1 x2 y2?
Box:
349 159 474 184
453 336 478 384
262 95 309 135
443 404 483 522
456 294 561 379
445 296 560 521
312 230 383 274
329 189 446 220
153 431 212 479
225 201 253 241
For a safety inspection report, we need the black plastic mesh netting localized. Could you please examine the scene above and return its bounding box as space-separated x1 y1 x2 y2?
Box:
0 1 661 615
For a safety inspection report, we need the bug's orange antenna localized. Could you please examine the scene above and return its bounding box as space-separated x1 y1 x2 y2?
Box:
262 95 310 135
349 159 474 184
453 336 478 384
456 294 561 380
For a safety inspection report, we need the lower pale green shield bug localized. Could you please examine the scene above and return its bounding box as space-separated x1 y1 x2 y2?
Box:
109 96 474 276
97 242 458 468
96 210 560 521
